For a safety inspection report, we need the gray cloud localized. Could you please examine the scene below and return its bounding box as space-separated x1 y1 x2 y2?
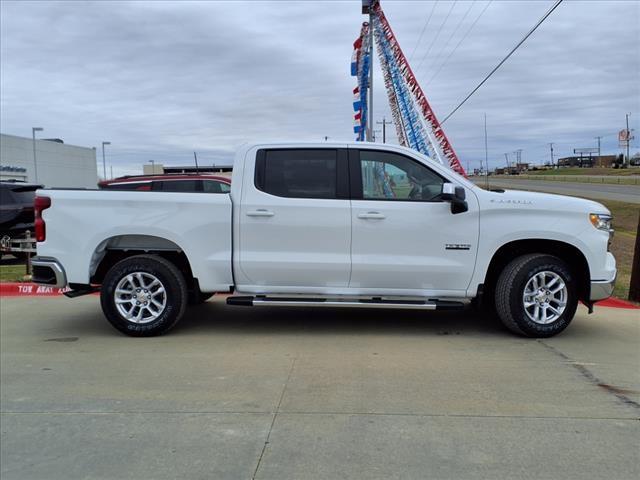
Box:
1 0 638 175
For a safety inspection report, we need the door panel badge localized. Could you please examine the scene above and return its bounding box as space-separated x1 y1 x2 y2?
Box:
445 243 471 251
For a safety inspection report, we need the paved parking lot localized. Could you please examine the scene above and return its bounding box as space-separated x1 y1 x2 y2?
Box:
1 296 639 479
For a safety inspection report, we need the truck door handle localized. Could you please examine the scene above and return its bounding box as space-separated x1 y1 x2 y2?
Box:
357 212 386 220
246 209 275 217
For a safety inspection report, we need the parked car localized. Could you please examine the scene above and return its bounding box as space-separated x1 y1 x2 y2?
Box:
98 174 231 193
32 142 616 338
0 181 42 259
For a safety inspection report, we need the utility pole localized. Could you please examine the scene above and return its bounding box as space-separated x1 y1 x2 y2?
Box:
594 136 601 159
625 113 631 167
484 113 489 188
193 151 200 173
548 143 554 168
515 149 522 170
376 117 392 143
110 165 113 179
367 6 374 142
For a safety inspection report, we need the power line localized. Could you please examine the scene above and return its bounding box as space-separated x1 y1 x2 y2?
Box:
422 0 476 79
441 0 565 124
426 0 493 87
408 1 439 62
414 0 458 73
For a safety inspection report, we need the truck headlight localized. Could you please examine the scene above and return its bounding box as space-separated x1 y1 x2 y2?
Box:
589 213 612 231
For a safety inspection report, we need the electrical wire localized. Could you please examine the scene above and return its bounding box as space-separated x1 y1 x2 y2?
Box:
426 0 493 87
408 1 438 62
441 0 565 124
414 0 458 73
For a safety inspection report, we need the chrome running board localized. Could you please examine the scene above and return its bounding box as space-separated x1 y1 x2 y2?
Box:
226 296 464 310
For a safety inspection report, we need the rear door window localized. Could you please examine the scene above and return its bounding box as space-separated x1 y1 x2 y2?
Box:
256 149 338 199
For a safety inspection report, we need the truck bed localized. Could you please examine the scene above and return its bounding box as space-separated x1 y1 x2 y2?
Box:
36 189 233 292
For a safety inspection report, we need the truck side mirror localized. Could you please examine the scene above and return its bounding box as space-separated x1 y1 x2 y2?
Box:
441 183 468 214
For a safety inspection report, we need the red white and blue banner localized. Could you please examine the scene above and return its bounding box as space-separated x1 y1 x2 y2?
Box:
351 22 371 141
350 1 467 176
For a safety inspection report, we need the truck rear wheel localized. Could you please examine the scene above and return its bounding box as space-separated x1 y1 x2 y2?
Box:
100 254 187 337
495 254 578 337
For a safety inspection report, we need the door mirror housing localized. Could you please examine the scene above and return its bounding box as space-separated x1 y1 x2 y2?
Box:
441 183 468 214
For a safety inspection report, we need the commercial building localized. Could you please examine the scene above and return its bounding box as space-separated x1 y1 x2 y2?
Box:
557 155 617 168
493 163 529 175
0 133 98 188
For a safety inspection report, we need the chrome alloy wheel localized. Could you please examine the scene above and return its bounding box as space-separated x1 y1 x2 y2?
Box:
114 272 167 324
522 271 568 324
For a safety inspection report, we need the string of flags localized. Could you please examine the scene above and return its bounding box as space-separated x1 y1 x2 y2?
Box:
351 0 467 177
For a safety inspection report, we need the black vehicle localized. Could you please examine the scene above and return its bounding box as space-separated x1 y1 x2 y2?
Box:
0 181 42 258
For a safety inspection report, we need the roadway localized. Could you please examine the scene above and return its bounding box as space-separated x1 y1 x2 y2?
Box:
472 177 640 204
1 295 639 479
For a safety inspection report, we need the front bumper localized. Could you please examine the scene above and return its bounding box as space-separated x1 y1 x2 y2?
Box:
31 257 67 288
590 274 616 301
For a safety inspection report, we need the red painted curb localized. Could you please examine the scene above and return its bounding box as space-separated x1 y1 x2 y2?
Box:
0 282 72 296
1 282 638 310
595 297 640 309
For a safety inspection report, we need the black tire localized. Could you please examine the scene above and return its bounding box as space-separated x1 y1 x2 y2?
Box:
100 254 188 337
188 291 214 305
495 254 578 337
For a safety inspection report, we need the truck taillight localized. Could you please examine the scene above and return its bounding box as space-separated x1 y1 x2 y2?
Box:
34 196 51 242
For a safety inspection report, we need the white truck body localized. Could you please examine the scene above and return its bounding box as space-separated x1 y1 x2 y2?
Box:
32 142 616 336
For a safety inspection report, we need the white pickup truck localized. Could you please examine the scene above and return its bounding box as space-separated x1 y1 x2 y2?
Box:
31 142 616 337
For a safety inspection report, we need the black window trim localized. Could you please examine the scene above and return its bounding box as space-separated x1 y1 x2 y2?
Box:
254 148 349 200
349 148 447 203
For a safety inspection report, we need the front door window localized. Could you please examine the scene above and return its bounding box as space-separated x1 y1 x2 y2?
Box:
360 150 444 202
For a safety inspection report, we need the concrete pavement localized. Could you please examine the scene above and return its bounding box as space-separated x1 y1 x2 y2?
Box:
1 296 639 479
473 177 640 203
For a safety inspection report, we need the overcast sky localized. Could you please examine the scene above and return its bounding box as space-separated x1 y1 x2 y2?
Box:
1 0 639 176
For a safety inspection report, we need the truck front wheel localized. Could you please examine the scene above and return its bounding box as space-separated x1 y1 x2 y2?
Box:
495 254 578 337
100 254 187 337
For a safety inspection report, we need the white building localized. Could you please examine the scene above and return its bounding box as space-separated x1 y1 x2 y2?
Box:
0 133 98 188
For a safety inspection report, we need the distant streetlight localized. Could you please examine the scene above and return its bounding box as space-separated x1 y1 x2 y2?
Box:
32 127 43 183
101 142 111 180
148 160 155 174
